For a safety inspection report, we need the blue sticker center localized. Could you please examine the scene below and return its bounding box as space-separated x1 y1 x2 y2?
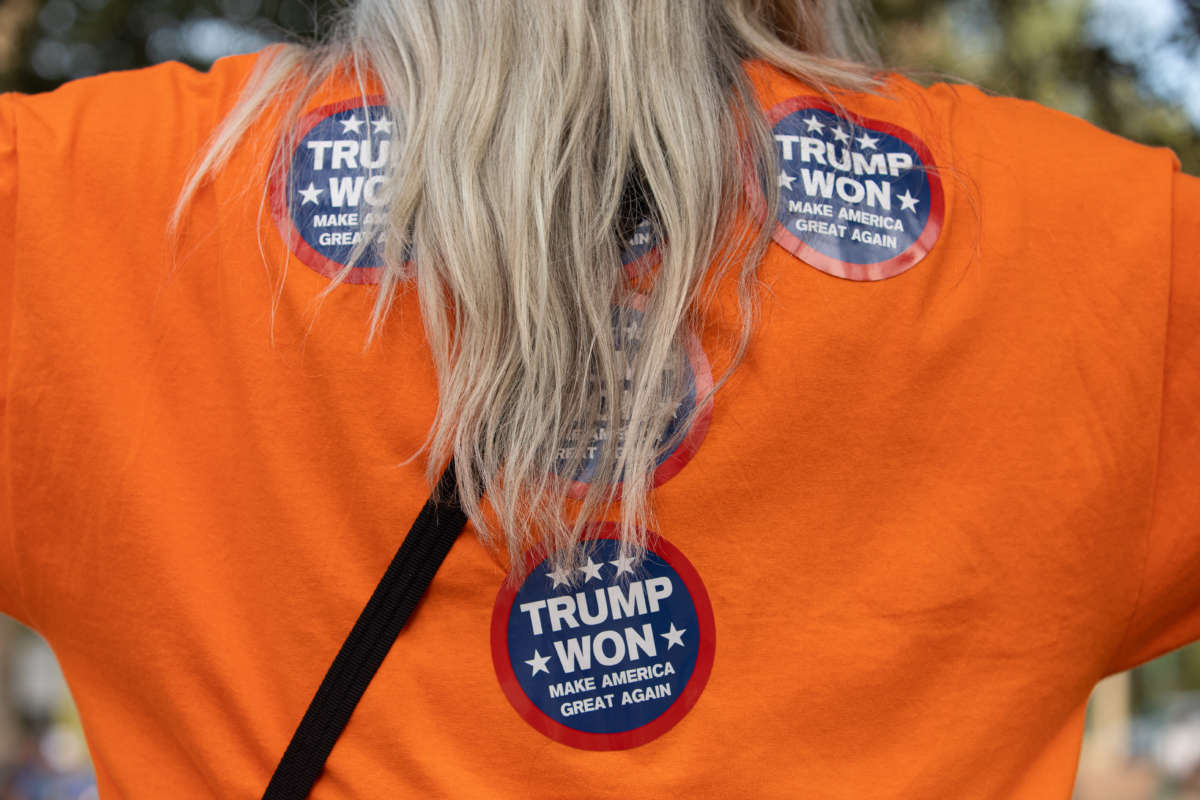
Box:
555 307 698 484
506 538 701 734
287 105 394 270
773 108 931 265
621 220 658 267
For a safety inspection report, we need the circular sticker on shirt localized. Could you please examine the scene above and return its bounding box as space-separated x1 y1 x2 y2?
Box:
621 219 661 276
764 97 944 281
271 98 401 284
491 526 715 750
557 300 713 499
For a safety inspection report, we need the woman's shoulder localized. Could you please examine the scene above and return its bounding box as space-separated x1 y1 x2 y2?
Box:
750 60 1179 172
0 49 280 237
0 49 281 198
3 50 264 133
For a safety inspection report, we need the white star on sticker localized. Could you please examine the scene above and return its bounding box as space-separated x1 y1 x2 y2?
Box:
610 554 636 576
803 116 825 133
525 649 551 676
340 115 365 134
371 117 394 134
856 132 879 150
298 182 324 205
897 190 920 212
545 567 571 589
578 557 604 583
831 126 851 144
777 171 796 190
661 622 687 649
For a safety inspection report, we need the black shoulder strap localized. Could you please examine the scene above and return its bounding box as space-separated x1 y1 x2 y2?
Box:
262 461 467 800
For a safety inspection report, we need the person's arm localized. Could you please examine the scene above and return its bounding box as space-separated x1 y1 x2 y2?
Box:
1107 170 1200 674
0 94 28 627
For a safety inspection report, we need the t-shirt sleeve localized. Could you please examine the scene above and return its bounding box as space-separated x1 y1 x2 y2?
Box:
1107 170 1200 675
0 94 28 626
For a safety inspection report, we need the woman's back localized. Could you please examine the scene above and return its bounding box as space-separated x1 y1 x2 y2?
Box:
2 46 1199 796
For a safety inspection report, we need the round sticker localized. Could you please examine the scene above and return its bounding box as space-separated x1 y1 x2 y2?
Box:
491 526 715 750
621 219 661 276
763 97 944 281
271 98 402 284
557 299 713 499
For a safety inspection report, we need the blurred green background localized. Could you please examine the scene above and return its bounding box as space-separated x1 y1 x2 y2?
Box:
0 0 1198 798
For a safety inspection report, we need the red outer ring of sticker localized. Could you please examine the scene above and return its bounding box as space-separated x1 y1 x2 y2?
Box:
269 96 404 285
752 96 945 282
564 294 714 500
490 524 716 751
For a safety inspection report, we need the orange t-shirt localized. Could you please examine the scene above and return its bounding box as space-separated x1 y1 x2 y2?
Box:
1 51 1199 799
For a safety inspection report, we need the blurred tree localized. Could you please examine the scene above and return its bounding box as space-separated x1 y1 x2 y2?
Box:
872 0 1200 173
0 0 36 78
0 0 335 93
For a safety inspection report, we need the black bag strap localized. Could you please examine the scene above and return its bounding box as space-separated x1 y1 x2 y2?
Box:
262 461 467 800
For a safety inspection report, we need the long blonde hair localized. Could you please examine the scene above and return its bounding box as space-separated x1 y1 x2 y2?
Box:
176 0 879 574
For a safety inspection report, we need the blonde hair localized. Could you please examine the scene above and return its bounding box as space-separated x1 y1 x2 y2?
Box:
176 0 880 574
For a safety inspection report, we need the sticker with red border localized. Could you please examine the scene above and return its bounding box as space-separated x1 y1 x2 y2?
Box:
556 298 713 499
491 525 715 750
271 98 404 284
763 97 944 281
